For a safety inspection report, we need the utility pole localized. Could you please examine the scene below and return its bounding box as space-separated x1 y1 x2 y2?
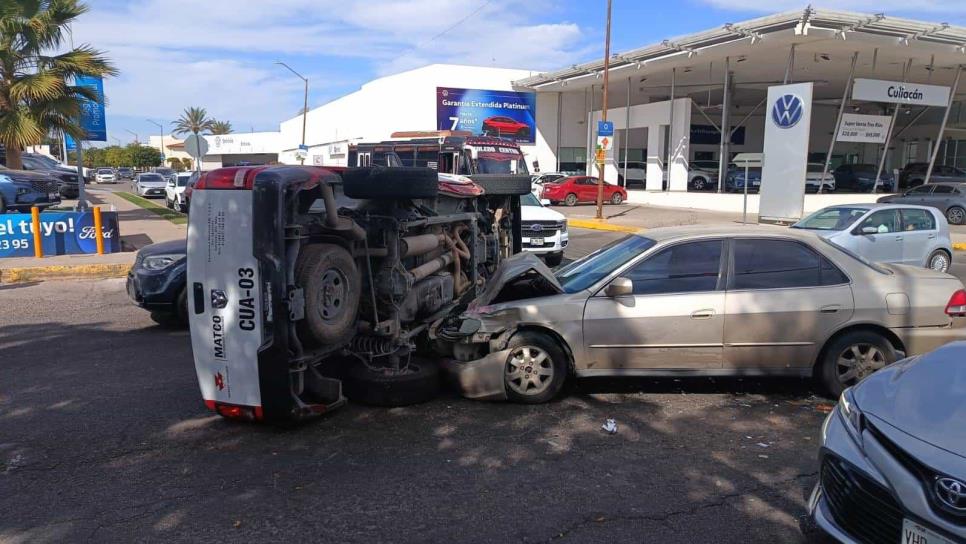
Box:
595 0 613 220
146 119 165 161
276 61 309 165
124 129 139 145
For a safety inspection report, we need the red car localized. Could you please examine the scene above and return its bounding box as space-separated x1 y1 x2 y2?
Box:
541 176 627 206
481 116 530 139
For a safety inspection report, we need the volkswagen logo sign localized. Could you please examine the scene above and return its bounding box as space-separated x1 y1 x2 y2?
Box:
771 93 804 129
529 224 544 232
936 477 966 511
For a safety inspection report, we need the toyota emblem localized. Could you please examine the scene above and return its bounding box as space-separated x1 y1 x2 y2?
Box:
936 477 966 511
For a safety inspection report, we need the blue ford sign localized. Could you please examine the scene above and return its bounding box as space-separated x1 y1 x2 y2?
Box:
771 94 804 129
0 211 120 258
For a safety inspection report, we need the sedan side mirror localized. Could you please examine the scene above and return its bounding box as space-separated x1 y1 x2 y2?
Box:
860 226 878 235
604 277 633 297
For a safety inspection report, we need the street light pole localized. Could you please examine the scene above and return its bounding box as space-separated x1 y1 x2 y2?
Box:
595 0 613 220
276 61 309 165
124 129 139 145
146 119 165 162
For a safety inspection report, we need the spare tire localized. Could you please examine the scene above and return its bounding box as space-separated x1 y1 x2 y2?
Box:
342 167 438 199
296 243 361 347
343 357 439 406
468 174 533 195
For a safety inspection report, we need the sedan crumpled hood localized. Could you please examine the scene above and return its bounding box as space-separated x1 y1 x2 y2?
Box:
468 252 563 310
853 341 966 459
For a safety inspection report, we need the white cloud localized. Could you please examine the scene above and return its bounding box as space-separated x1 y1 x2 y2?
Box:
697 0 966 14
69 0 587 138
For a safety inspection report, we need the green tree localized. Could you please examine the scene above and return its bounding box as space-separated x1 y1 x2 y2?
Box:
180 157 192 170
166 157 184 171
172 107 213 139
0 0 117 170
209 120 232 135
103 145 125 167
82 146 105 168
126 143 162 168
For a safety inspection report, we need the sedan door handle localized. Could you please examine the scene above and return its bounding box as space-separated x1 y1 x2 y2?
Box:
820 305 841 313
691 309 715 319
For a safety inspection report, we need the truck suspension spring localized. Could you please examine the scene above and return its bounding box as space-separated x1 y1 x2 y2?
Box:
350 336 397 357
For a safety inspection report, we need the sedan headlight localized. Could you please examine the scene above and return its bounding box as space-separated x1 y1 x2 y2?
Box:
839 387 863 443
141 254 184 271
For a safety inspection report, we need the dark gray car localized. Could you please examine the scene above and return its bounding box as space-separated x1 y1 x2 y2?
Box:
878 183 966 225
809 339 966 544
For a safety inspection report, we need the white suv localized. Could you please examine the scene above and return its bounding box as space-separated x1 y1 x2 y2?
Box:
520 192 568 266
165 172 191 211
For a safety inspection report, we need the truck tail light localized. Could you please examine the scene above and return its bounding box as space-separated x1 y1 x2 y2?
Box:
945 289 966 317
204 400 264 421
194 166 269 190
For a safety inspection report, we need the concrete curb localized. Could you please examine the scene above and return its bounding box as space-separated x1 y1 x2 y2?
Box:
955 243 966 252
0 263 131 283
568 219 641 234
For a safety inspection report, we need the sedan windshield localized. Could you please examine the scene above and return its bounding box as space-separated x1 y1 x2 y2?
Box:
554 235 656 293
139 174 164 182
792 207 868 231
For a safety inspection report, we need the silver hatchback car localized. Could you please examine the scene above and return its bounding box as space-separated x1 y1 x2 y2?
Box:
792 204 953 273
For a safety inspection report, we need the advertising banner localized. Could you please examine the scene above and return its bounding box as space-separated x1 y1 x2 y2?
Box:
852 78 950 107
836 113 892 143
65 132 78 151
759 82 813 222
74 74 107 141
0 211 120 258
436 87 536 143
690 125 745 145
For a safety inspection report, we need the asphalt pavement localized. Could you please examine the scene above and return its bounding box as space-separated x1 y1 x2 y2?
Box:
0 228 840 544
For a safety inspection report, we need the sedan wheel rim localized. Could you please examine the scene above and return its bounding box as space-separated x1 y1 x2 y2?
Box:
318 268 347 321
930 254 949 272
836 343 886 385
506 346 553 396
949 209 965 224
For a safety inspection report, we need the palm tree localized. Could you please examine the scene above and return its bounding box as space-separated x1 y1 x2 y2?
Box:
172 107 213 138
209 120 232 135
0 0 117 170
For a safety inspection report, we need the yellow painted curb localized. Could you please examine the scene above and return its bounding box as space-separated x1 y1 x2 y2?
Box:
567 219 642 234
954 243 966 252
0 263 131 283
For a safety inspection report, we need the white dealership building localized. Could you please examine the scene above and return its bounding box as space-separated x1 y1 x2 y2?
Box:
277 8 966 218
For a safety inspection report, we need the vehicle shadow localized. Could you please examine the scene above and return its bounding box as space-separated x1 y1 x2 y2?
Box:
0 316 828 544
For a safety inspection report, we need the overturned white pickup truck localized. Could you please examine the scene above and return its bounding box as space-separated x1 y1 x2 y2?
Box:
187 165 536 422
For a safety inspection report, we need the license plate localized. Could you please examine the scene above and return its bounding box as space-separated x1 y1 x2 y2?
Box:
902 519 955 544
529 238 544 246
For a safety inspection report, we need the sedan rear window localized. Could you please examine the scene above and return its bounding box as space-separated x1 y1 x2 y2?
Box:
732 239 847 289
139 174 163 182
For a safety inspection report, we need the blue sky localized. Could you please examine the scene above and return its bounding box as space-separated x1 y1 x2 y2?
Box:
72 0 966 146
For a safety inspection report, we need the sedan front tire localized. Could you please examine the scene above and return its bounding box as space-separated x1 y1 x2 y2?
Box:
504 331 568 404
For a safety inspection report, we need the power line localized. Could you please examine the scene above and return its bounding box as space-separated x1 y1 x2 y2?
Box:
419 0 494 48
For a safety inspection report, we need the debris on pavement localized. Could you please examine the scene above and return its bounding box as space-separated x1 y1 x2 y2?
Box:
816 404 835 414
601 419 618 434
756 443 770 448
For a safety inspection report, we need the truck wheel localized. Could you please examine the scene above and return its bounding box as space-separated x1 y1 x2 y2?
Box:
470 175 533 195
342 167 438 199
504 331 568 404
296 244 361 347
343 357 439 406
817 330 896 397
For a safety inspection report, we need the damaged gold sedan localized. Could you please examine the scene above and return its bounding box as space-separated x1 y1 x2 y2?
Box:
435 225 966 403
